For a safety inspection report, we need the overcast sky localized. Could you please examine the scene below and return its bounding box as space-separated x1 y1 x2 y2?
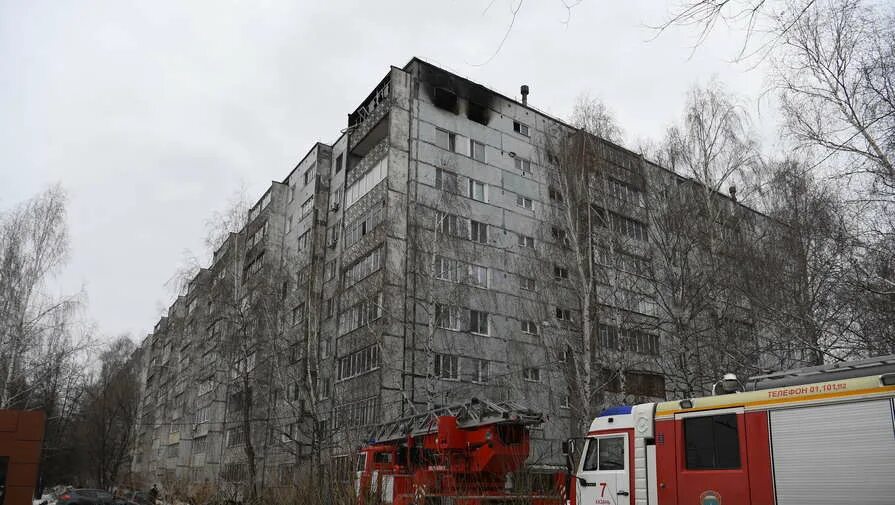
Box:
0 0 779 342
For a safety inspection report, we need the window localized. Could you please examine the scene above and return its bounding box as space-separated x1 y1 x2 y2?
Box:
323 297 334 319
335 154 343 173
436 304 461 330
297 231 309 252
518 235 535 248
337 345 381 381
548 186 564 203
338 293 383 335
346 157 388 209
523 367 540 382
435 256 460 282
521 320 538 335
437 212 467 238
472 359 489 383
632 332 660 355
516 194 533 210
434 354 459 380
513 121 530 136
435 167 459 192
288 185 295 203
515 157 532 174
194 406 209 424
227 428 246 447
520 276 536 290
193 436 207 454
560 393 570 408
325 260 336 281
344 246 384 287
470 139 486 161
345 201 384 247
469 310 489 335
285 216 292 235
292 304 306 325
556 308 571 321
468 179 487 202
468 264 488 288
600 324 619 349
684 414 741 470
435 128 456 152
304 167 314 186
552 227 568 244
582 437 626 471
470 220 488 243
626 371 666 397
554 265 569 280
301 197 314 219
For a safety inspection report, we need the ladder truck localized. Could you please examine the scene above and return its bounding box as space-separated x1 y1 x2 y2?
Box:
355 398 567 505
567 355 895 505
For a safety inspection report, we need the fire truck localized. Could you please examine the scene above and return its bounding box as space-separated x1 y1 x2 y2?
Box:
355 398 567 505
570 355 895 505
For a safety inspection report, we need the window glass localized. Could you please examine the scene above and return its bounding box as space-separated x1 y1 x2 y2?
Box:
684 414 740 470
582 439 600 471
599 437 625 470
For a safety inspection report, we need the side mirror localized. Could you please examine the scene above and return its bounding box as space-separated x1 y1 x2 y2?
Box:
563 439 575 473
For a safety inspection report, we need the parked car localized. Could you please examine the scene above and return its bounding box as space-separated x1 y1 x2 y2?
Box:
123 491 153 505
55 489 115 505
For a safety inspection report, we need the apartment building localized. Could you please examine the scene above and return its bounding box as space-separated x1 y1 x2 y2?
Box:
131 58 777 490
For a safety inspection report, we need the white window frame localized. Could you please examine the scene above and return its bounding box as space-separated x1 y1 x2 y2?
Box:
469 310 490 336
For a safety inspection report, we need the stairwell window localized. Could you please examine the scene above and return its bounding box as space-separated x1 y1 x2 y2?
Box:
435 167 459 193
470 139 486 162
473 359 490 383
468 179 487 202
436 304 461 331
520 276 536 291
470 220 488 244
521 320 538 335
554 265 569 280
523 367 540 382
469 310 490 335
435 128 456 152
434 354 460 380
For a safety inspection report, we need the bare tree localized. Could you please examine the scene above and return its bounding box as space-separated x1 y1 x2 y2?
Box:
78 336 141 488
776 0 894 197
0 185 85 408
642 81 778 396
535 97 666 435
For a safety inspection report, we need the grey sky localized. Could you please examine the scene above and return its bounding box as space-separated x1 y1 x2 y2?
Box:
0 0 776 341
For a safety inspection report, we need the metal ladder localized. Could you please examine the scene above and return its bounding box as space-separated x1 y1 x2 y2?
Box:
367 397 545 444
747 354 895 390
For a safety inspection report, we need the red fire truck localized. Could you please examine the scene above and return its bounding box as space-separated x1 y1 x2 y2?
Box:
570 355 895 505
355 398 566 505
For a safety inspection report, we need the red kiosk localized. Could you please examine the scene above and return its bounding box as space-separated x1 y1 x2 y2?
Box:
0 410 45 505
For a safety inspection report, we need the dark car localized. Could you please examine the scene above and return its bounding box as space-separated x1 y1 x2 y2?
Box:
55 488 115 505
122 491 153 505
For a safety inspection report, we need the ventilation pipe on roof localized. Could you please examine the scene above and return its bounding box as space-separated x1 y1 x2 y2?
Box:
521 85 529 106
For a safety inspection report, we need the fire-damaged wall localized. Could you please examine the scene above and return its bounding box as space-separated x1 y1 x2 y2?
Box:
415 61 497 127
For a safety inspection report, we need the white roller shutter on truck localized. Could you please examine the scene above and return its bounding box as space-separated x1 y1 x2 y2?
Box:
770 398 895 505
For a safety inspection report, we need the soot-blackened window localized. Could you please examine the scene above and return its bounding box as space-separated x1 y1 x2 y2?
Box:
433 87 458 113
684 414 740 470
